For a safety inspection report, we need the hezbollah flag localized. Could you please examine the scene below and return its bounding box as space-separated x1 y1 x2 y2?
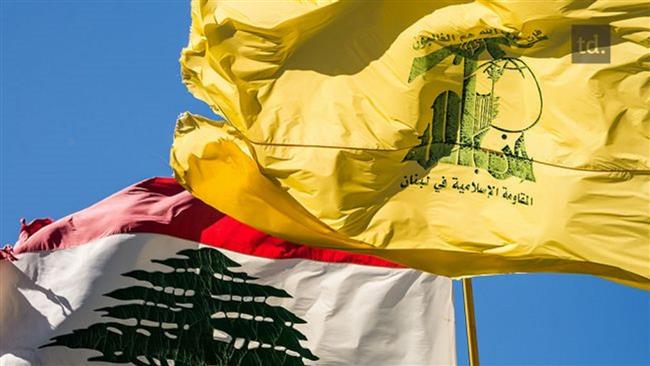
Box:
0 178 455 365
171 1 650 289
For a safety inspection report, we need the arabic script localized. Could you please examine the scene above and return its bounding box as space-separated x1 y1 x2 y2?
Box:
400 174 534 206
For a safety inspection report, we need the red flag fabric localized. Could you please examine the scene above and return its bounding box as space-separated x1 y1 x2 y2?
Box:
1 177 455 365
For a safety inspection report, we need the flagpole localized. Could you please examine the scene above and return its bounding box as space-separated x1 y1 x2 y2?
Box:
462 278 480 366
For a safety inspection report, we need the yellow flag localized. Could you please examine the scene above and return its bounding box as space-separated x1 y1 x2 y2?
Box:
173 1 650 289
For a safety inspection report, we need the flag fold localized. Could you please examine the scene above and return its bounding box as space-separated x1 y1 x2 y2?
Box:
1 178 455 366
173 0 650 289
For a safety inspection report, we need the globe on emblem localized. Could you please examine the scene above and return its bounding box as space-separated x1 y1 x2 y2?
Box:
473 57 543 133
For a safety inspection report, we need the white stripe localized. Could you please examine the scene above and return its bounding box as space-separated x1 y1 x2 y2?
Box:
1 233 455 365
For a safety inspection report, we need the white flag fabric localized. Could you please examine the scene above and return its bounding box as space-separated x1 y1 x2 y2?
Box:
0 178 455 366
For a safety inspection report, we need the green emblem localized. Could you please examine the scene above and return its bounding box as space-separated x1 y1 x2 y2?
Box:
41 247 318 366
405 33 547 182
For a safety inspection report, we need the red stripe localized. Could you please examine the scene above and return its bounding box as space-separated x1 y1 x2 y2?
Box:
13 177 401 268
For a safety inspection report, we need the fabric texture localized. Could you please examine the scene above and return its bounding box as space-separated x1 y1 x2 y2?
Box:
172 0 650 289
1 178 455 365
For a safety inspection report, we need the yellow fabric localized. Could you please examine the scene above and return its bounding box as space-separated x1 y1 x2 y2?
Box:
173 1 650 289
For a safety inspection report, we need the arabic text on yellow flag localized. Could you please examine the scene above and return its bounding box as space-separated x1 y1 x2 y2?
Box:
172 1 650 289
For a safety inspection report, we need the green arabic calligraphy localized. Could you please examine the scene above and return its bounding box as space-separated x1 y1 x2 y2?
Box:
399 174 534 206
405 33 547 182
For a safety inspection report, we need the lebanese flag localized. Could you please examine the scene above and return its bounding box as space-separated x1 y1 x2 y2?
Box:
0 178 455 366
